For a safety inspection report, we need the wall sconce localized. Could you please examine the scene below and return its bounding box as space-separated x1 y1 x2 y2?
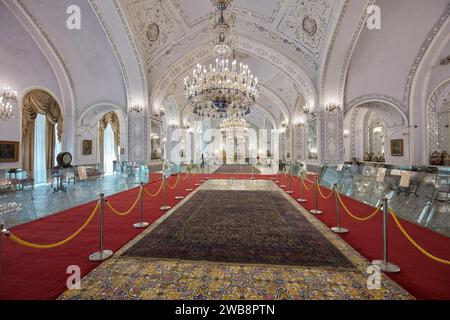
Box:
0 86 18 121
129 103 143 113
159 106 166 116
326 102 341 112
343 129 350 138
169 123 178 129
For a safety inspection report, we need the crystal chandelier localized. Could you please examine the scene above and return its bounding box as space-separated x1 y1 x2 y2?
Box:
220 117 249 131
0 86 17 121
184 0 259 119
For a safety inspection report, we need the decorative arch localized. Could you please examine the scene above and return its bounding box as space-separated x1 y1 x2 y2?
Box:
426 79 450 157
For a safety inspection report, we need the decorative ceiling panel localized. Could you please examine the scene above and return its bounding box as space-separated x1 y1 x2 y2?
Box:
277 0 336 57
123 0 184 66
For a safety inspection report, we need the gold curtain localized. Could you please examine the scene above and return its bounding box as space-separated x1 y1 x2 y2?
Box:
21 90 63 173
46 122 55 171
99 112 120 168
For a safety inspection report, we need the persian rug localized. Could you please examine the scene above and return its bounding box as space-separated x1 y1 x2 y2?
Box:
213 164 261 174
125 190 354 269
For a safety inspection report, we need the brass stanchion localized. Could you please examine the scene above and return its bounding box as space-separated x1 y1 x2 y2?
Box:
89 194 113 262
134 183 149 229
297 176 308 203
195 165 201 186
186 170 193 192
286 170 294 194
331 183 348 234
160 175 172 211
280 168 287 188
372 197 400 273
309 176 323 215
175 171 185 200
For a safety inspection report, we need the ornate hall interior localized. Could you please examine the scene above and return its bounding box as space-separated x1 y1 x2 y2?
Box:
0 0 449 303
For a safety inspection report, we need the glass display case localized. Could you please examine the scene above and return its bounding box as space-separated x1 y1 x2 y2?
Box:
319 163 449 237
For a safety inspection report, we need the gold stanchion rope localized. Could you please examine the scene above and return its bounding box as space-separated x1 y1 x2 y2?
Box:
390 208 450 265
106 188 142 216
4 202 100 249
302 179 315 191
166 175 180 190
317 184 334 200
336 192 380 221
143 179 164 197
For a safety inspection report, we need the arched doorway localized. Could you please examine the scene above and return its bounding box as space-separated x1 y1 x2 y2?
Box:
344 101 408 164
21 89 63 184
426 79 450 165
99 112 120 173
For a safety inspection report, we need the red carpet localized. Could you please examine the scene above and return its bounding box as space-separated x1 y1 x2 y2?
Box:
281 176 450 300
0 175 191 300
1 173 449 300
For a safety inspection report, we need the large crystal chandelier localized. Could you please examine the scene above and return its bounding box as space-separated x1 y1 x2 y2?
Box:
184 0 259 119
220 117 249 131
0 86 17 121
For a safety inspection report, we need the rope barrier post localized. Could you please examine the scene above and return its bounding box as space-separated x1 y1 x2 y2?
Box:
310 176 323 215
297 176 308 203
160 175 172 211
286 169 294 194
134 183 149 229
186 169 193 192
331 183 348 234
280 168 287 188
195 165 201 186
371 197 400 273
89 194 113 262
175 171 185 200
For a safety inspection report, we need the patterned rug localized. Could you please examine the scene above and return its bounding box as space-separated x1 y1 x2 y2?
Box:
124 190 354 269
213 165 261 174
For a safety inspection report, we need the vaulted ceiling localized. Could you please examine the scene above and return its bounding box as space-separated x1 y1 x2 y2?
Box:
117 0 340 125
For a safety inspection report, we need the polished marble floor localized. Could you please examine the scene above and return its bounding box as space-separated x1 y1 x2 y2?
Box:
60 179 412 300
0 171 150 228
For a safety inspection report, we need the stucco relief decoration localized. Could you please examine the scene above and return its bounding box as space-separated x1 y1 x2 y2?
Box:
279 0 335 56
146 23 160 42
127 0 179 65
302 16 318 37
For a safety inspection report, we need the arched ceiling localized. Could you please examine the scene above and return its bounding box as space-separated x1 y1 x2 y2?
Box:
117 0 341 125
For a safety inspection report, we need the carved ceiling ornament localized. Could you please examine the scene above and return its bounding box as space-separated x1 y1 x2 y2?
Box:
146 23 160 42
278 0 335 57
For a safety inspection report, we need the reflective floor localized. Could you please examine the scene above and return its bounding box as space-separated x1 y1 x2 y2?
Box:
0 171 149 228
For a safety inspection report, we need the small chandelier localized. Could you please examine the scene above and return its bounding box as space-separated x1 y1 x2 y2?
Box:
220 117 249 131
184 0 259 119
0 86 17 121
129 103 143 113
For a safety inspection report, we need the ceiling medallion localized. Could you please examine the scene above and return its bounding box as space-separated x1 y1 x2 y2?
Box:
183 0 259 119
302 16 317 37
146 23 160 42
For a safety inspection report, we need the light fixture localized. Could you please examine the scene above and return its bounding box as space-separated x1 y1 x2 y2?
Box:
129 103 143 113
343 129 350 138
169 122 178 129
326 102 341 112
0 86 17 121
219 117 249 130
184 0 259 119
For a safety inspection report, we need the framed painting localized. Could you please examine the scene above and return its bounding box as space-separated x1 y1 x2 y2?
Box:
0 141 19 162
82 140 93 156
390 139 404 157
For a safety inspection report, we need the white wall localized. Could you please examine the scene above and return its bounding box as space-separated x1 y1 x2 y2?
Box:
0 1 62 169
